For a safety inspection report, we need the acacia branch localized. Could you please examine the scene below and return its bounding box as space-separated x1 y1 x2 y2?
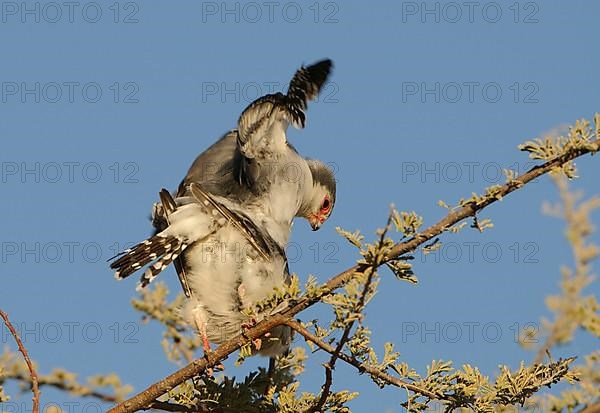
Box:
580 403 600 413
146 400 245 412
285 319 439 400
3 372 121 403
310 267 373 411
311 215 391 412
0 309 40 413
109 139 600 413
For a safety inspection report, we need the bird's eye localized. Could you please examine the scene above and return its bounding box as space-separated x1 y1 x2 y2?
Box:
321 197 330 213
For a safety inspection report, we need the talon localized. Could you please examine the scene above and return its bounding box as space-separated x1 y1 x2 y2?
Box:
204 361 223 377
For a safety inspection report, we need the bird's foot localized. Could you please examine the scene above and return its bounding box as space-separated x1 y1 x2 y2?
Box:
204 363 225 377
202 350 224 377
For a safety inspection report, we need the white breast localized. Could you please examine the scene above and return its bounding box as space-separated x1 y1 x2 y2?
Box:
258 149 312 245
181 224 288 344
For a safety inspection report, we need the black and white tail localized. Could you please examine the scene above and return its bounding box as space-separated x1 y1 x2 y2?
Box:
110 234 188 290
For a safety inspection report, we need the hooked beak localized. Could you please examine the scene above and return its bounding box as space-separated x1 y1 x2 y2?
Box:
309 215 323 231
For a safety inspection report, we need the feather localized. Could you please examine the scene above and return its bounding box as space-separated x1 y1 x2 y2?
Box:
234 60 333 188
158 188 193 298
286 58 333 128
189 183 271 262
117 59 337 358
110 234 186 280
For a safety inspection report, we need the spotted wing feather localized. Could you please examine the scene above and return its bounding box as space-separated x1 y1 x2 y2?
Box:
158 188 193 298
189 183 270 261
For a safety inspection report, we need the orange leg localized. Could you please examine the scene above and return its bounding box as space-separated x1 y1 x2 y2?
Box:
200 324 211 354
191 307 211 355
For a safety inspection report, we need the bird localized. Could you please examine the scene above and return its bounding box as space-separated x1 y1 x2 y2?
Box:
111 59 337 356
111 183 296 355
153 59 336 298
172 58 335 230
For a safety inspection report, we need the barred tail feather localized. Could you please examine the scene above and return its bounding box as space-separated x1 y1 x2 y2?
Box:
110 234 186 281
136 246 185 291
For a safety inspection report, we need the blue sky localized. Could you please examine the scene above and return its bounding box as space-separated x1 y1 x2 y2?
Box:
1 1 599 411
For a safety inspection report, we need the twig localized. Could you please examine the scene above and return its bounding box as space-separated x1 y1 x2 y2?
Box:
0 309 41 413
312 354 334 412
309 268 369 412
579 403 600 413
147 400 196 412
4 372 121 403
285 319 439 400
108 138 600 413
532 175 590 365
148 400 244 412
310 214 392 412
108 314 287 413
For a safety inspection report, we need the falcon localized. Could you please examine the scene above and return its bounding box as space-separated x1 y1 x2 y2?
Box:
111 59 336 355
152 59 335 298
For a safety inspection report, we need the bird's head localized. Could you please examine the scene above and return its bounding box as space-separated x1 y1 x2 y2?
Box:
299 160 337 231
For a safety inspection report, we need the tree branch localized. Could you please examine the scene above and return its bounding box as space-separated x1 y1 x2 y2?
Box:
579 403 600 413
3 372 121 403
108 138 600 413
0 309 41 413
285 319 439 400
148 401 254 413
147 400 196 412
310 215 391 412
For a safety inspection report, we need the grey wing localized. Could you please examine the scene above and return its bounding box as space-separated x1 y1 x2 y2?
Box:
235 59 333 188
176 131 240 199
176 59 333 197
176 131 236 197
176 130 261 201
238 59 333 144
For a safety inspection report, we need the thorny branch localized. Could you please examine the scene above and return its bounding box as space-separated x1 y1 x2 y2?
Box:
284 319 438 399
580 403 600 413
148 400 264 413
310 214 393 412
108 135 600 413
3 371 121 403
0 309 41 413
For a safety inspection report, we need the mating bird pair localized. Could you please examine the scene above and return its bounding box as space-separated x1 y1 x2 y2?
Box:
109 59 336 356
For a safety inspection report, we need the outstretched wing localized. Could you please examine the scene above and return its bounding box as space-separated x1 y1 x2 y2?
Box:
235 59 333 186
285 58 333 129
